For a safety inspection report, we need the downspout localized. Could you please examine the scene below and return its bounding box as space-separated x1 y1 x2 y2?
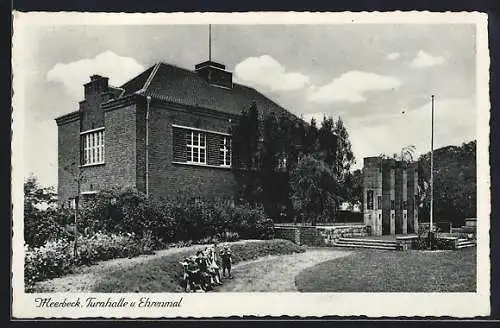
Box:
146 95 151 198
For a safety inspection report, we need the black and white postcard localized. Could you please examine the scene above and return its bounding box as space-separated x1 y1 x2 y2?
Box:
11 11 490 318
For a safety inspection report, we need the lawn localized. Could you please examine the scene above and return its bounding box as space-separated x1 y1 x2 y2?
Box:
89 239 304 292
295 248 476 292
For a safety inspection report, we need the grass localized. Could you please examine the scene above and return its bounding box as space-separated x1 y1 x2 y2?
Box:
92 239 305 292
295 248 476 292
216 249 351 292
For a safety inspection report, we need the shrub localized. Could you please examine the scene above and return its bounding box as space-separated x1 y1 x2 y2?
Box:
79 189 274 244
222 231 240 242
75 232 144 266
25 232 149 290
24 240 73 290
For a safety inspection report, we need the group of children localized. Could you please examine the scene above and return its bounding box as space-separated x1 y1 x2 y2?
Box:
180 242 233 292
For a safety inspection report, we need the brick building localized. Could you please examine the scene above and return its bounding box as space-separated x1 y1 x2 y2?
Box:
363 157 419 236
55 60 291 206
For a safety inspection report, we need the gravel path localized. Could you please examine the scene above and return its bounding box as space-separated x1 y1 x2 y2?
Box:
32 240 264 292
216 249 352 292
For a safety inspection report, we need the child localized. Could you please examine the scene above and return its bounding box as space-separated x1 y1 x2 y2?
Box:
196 250 212 290
213 243 223 284
180 256 203 292
206 246 222 286
220 243 233 279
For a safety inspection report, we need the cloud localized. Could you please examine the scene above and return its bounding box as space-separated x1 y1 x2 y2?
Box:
308 71 402 104
410 50 446 68
234 55 310 91
348 97 476 169
386 52 401 60
46 51 145 100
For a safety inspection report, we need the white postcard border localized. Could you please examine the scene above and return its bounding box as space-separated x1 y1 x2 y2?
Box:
11 11 491 318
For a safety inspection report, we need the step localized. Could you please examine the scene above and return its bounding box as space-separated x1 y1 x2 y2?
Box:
458 239 475 243
336 240 398 248
332 243 397 250
457 244 476 249
457 240 476 245
457 240 475 244
338 238 397 245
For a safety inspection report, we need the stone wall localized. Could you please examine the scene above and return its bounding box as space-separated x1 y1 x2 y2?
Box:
274 224 368 246
274 227 300 244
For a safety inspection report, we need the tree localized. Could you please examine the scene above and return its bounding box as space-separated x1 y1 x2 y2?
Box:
304 117 319 155
417 141 476 227
232 109 357 221
318 116 337 166
344 169 363 209
332 117 355 184
289 155 341 225
24 176 69 247
24 175 57 212
397 145 416 162
232 103 262 204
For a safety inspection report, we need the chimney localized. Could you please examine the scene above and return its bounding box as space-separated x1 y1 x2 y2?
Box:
195 60 233 89
84 75 109 99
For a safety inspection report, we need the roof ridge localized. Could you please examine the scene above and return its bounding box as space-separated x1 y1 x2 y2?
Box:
137 62 161 94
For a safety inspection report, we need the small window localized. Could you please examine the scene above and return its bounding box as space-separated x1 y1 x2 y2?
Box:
219 136 231 167
377 195 382 210
391 199 395 210
186 130 206 164
403 200 408 210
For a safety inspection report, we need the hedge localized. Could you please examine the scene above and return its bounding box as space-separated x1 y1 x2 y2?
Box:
77 188 274 246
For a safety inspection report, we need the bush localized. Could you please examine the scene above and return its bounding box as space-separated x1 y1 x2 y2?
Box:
75 232 144 266
25 232 149 290
222 231 240 242
25 240 73 290
79 189 274 244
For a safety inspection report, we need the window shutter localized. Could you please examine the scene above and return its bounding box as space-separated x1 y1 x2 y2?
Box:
206 133 219 166
172 127 187 162
80 135 85 165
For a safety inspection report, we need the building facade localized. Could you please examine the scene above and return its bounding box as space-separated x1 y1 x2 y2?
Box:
55 60 292 206
363 157 419 236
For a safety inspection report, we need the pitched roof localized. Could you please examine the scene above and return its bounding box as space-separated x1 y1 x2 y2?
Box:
120 62 293 118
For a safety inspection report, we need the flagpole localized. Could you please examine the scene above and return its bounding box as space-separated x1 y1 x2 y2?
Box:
209 24 212 61
430 95 434 233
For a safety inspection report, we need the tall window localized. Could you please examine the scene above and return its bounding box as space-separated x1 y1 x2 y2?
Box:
82 129 105 165
377 195 382 210
186 130 206 164
219 136 231 167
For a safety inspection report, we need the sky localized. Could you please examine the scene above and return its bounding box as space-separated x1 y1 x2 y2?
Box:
17 23 477 188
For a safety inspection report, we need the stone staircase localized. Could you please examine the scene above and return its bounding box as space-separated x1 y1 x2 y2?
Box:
332 237 398 250
457 238 476 249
